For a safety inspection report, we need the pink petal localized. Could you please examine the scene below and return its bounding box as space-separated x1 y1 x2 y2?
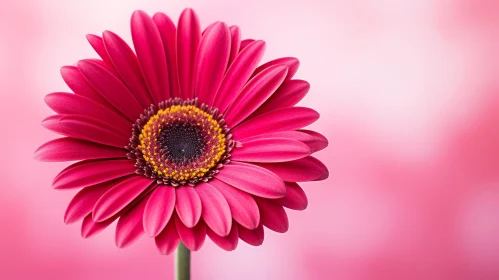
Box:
252 79 310 117
194 22 231 105
143 186 176 237
202 22 217 35
44 92 131 133
241 130 314 143
232 137 310 163
254 197 289 233
53 159 136 189
240 130 327 153
231 107 319 140
177 8 201 99
93 176 154 222
228 26 241 67
195 183 232 237
252 57 300 81
274 182 308 210
175 186 202 228
77 59 144 121
81 213 117 238
239 39 255 51
115 193 151 248
85 58 121 77
86 34 114 68
238 223 264 246
299 129 329 152
216 161 286 199
213 40 266 112
41 115 62 132
64 179 123 224
153 12 180 98
256 156 329 182
48 115 130 148
224 65 288 127
102 31 154 107
131 10 170 104
175 215 206 251
208 179 260 230
60 66 112 107
207 223 239 251
34 138 126 162
155 218 180 255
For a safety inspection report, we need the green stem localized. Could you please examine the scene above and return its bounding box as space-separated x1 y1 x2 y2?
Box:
175 242 191 280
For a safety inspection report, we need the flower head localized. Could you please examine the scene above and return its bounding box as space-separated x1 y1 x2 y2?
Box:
35 8 328 254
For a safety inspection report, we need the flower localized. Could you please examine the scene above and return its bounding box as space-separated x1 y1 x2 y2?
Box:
35 8 329 254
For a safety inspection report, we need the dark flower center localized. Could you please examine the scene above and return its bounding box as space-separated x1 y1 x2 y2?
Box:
157 123 205 164
126 98 234 187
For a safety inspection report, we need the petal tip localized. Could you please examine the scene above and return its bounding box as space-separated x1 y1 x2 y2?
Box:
92 208 108 223
131 9 147 18
315 168 329 181
182 7 196 15
85 34 100 43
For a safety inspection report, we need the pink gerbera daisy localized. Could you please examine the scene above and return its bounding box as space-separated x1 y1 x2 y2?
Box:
35 8 328 256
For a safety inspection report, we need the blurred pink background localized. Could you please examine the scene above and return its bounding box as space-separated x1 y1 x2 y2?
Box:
2 0 499 279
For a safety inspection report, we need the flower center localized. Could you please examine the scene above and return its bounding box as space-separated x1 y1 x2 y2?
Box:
127 98 233 186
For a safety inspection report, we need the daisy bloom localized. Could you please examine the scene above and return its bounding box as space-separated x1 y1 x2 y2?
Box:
35 7 328 278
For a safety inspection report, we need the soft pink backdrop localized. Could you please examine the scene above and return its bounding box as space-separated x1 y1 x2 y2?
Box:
1 0 499 279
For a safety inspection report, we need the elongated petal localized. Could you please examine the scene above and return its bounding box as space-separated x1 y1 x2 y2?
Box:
102 30 153 107
208 179 260 229
194 22 231 105
231 107 319 140
85 58 121 77
64 179 123 224
143 186 176 237
34 138 126 162
238 223 264 246
228 26 241 67
202 22 217 35
225 65 288 127
131 10 170 103
207 223 239 251
77 59 144 121
115 194 150 248
44 92 131 133
81 213 117 238
41 115 62 132
175 186 202 228
93 175 153 222
177 8 201 99
274 182 308 210
241 131 313 143
116 215 146 250
239 39 254 51
216 161 285 198
241 130 327 153
195 183 232 237
53 159 135 189
252 57 299 81
254 197 289 233
299 130 328 152
86 34 114 67
153 12 180 98
60 66 111 106
214 40 266 112
175 215 206 251
54 115 130 148
252 79 310 117
232 138 310 163
155 218 180 255
256 156 329 182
